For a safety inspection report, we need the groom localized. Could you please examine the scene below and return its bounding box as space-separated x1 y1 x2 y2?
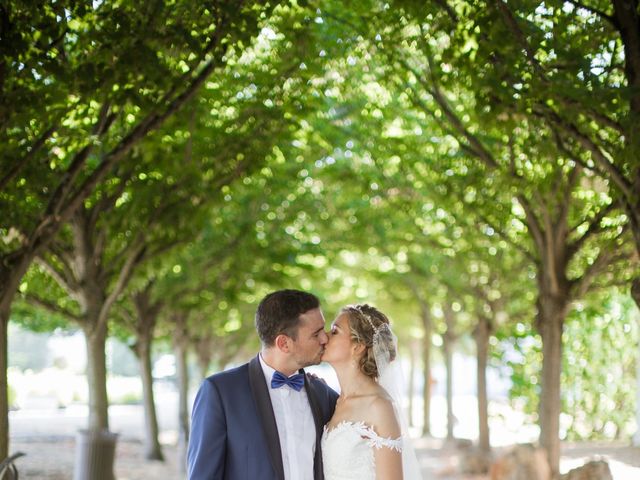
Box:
187 289 339 480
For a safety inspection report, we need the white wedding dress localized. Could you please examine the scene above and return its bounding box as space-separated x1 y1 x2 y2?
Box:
321 420 403 480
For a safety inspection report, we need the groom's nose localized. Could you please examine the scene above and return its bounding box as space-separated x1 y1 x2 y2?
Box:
318 330 329 345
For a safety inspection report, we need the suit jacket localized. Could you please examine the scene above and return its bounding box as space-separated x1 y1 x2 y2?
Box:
187 355 339 480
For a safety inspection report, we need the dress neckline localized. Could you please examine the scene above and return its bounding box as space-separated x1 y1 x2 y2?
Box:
323 420 403 452
323 420 396 439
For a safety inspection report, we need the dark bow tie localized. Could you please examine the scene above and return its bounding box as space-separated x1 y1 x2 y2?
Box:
271 371 305 391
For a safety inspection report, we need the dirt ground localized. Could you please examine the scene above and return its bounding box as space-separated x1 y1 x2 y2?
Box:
10 435 640 480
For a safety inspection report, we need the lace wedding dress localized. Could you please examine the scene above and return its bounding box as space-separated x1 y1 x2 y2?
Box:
321 420 403 480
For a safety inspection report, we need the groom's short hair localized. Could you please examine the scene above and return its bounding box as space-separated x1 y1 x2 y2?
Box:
256 289 320 346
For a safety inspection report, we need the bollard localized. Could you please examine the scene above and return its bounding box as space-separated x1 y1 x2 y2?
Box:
73 429 118 480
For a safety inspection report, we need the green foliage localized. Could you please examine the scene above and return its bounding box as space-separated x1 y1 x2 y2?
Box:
2 0 639 450
562 291 639 440
494 290 639 441
1 0 280 245
497 320 542 418
10 293 72 333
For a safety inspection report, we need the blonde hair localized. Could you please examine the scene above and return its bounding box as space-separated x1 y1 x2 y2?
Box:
341 304 396 379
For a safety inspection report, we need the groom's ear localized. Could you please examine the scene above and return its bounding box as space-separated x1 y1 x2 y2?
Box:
275 334 291 353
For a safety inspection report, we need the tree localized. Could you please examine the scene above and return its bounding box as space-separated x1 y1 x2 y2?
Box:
115 194 262 460
0 0 280 459
352 4 638 473
452 0 640 310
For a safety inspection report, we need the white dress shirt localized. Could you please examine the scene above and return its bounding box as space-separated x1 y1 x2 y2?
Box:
259 354 316 480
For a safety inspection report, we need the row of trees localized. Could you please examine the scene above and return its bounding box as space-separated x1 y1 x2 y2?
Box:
2 0 639 476
310 2 640 475
2 0 329 460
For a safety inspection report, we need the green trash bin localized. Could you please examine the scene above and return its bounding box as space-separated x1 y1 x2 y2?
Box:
73 429 118 480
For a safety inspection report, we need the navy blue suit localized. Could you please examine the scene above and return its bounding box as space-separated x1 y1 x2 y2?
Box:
187 355 339 480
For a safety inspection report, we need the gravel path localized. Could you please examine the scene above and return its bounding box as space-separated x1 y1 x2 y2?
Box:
10 435 640 480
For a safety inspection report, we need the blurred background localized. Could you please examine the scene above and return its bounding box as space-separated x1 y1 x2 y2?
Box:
2 0 640 479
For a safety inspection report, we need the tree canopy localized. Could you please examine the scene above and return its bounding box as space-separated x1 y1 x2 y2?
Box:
2 0 639 473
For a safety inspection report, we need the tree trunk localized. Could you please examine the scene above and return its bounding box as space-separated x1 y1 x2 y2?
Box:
474 316 491 452
173 314 190 473
408 339 418 428
613 0 640 354
133 287 163 461
632 278 640 322
0 300 10 462
443 334 454 440
83 322 110 431
627 202 640 331
72 214 111 432
197 357 208 381
419 303 433 436
69 210 142 432
443 302 457 441
0 254 35 459
137 335 164 461
194 335 212 380
634 306 640 448
537 292 569 479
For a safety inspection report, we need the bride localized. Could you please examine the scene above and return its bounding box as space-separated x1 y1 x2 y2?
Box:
321 304 423 479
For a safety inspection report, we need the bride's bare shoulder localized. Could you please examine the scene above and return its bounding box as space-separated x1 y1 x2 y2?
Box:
366 392 401 438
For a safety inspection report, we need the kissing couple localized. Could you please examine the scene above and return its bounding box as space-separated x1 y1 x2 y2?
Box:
187 289 423 479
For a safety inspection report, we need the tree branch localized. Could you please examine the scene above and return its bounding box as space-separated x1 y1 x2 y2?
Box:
494 1 544 74
88 171 133 230
143 239 183 261
34 255 77 299
0 125 57 191
28 26 230 257
612 0 640 114
516 194 546 255
567 201 619 260
550 126 610 180
566 0 618 27
433 0 458 23
553 163 582 251
398 49 500 169
117 303 137 331
43 102 113 220
544 107 633 199
97 238 146 331
47 240 75 279
24 292 81 322
474 211 537 263
570 246 619 300
556 95 624 134
132 280 163 335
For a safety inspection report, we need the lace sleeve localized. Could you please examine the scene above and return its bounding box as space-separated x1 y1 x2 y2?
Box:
352 422 403 452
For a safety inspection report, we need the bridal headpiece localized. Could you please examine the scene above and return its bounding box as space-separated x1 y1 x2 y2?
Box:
343 304 396 378
359 307 395 364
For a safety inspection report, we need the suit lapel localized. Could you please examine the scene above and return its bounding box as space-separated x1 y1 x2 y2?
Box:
303 373 326 480
249 355 285 480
